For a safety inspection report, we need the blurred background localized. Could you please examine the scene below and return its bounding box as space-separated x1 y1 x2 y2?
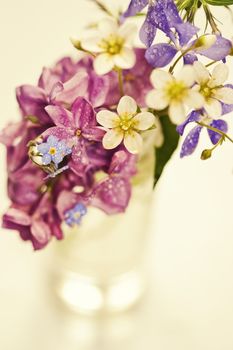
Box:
0 1 233 349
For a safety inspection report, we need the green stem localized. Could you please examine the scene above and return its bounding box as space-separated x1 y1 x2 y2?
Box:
205 60 217 68
169 47 191 74
197 121 233 143
117 68 124 96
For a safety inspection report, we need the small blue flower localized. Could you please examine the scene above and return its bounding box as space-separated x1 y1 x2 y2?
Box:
37 135 72 167
65 203 87 227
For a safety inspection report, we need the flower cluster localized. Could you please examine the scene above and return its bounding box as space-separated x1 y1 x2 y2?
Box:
1 0 233 249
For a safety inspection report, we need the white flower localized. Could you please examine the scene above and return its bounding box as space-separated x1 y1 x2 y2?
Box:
146 66 205 125
81 18 136 75
96 96 155 154
193 61 233 118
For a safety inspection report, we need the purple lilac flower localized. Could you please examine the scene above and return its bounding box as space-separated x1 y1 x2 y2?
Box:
37 135 72 167
40 97 105 178
64 203 87 227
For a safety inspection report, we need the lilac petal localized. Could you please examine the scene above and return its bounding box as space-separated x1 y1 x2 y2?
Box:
16 85 49 124
183 53 198 65
0 121 26 146
31 219 51 245
50 81 64 101
88 73 110 108
208 119 228 145
109 150 137 176
176 110 201 136
37 142 50 154
7 162 44 205
180 125 202 158
197 36 232 61
42 153 52 165
38 67 61 94
70 142 89 177
175 22 198 46
139 17 157 48
82 126 105 142
3 207 31 226
45 105 73 128
145 43 177 68
54 71 88 106
71 97 96 130
122 0 148 18
91 177 131 214
40 126 74 142
56 190 85 219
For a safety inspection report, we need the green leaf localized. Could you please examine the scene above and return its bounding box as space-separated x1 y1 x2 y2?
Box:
154 115 179 187
204 0 233 5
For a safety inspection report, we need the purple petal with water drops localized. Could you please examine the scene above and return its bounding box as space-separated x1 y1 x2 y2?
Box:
40 126 74 142
145 43 177 68
164 0 182 27
70 142 89 178
109 150 137 177
45 105 73 128
88 73 110 108
183 52 198 65
197 36 232 61
91 176 131 214
71 97 96 130
146 3 171 38
122 0 148 18
175 22 198 46
139 17 157 48
82 126 105 142
208 119 228 145
176 110 201 136
180 125 202 158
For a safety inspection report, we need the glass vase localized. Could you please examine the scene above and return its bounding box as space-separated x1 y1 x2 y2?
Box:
51 146 155 315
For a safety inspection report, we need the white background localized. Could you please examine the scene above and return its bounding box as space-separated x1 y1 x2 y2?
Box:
0 1 233 349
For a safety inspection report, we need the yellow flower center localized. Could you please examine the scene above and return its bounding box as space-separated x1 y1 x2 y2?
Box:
99 34 124 55
49 147 56 155
76 129 82 137
200 85 216 100
165 81 187 101
118 114 135 132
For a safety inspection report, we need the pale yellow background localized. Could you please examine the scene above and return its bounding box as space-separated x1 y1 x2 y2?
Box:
0 1 233 349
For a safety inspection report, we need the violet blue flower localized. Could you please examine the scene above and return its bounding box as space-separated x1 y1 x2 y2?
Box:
37 135 72 167
65 203 87 227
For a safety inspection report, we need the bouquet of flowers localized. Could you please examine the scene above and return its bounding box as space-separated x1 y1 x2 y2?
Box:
1 0 233 250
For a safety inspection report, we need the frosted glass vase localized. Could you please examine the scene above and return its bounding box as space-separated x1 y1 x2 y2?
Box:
52 148 155 315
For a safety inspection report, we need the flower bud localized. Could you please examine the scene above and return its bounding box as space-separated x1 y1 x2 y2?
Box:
201 149 212 160
193 35 216 50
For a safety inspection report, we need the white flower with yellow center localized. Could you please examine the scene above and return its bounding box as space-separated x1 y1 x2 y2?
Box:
192 61 233 118
146 65 205 125
96 96 155 154
81 18 136 75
